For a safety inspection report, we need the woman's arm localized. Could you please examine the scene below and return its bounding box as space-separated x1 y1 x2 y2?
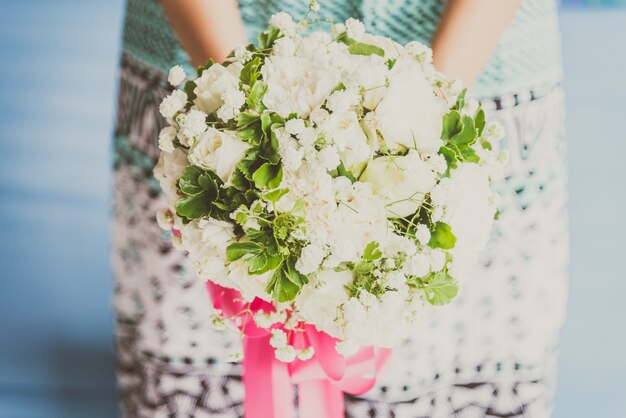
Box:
160 0 248 65
431 0 523 87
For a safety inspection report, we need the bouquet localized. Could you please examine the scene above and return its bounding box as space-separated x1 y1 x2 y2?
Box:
155 9 507 366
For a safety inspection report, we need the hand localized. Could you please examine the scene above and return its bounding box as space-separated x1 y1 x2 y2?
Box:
160 0 248 65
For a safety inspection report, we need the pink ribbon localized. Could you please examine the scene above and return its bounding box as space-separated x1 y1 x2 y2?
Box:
206 281 391 418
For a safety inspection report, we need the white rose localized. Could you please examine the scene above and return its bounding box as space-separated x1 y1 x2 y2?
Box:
443 163 495 278
295 269 354 338
359 152 437 218
193 63 240 114
323 111 371 175
227 259 273 302
188 128 249 184
374 58 446 154
153 148 188 201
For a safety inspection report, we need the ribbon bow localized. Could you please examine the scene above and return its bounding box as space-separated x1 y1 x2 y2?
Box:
206 281 391 418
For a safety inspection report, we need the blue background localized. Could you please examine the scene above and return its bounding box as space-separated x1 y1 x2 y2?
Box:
0 1 625 417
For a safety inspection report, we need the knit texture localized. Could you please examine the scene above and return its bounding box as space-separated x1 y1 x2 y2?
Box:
120 0 562 98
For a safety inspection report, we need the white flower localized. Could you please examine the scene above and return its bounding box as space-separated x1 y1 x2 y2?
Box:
415 224 431 246
317 146 341 170
270 329 288 348
429 180 449 206
427 154 448 174
497 149 510 165
323 111 371 173
269 12 297 37
484 121 505 142
335 339 360 357
193 63 240 114
325 88 360 113
167 65 186 87
154 148 188 201
159 90 187 118
385 271 407 289
375 58 446 155
273 36 296 57
295 269 354 338
261 55 339 118
158 126 176 153
404 41 433 64
234 45 252 62
359 152 437 218
226 259 273 302
295 243 325 275
285 118 306 136
345 18 365 41
431 206 444 223
178 108 208 139
275 345 297 362
430 249 446 272
217 89 245 122
309 0 320 12
331 23 346 37
310 108 330 126
297 346 315 361
403 252 431 277
342 297 367 323
188 128 249 184
156 208 173 230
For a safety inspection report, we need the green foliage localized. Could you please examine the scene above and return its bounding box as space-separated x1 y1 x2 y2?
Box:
266 258 307 302
348 42 385 57
183 80 197 102
175 165 258 223
240 57 262 88
175 166 221 220
258 25 282 50
428 222 457 250
345 242 387 297
246 81 268 112
418 271 459 306
196 58 215 77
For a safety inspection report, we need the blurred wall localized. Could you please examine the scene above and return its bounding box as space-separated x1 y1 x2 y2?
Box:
0 1 624 418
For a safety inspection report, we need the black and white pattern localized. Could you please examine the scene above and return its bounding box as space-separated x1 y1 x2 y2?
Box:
112 51 567 417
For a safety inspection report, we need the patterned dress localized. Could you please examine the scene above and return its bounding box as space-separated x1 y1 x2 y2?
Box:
112 0 567 417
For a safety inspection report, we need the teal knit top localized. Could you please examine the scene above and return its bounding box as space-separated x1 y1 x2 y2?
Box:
120 0 562 98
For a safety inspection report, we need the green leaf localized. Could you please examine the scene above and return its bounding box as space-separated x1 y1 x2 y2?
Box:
178 166 206 196
453 116 477 146
480 138 493 151
267 166 283 189
428 222 457 250
475 108 486 136
252 163 282 189
240 57 262 87
337 162 357 183
196 58 215 77
183 80 197 102
452 89 467 111
226 241 262 262
265 260 304 302
386 58 397 69
362 241 382 262
422 272 458 305
348 42 385 57
247 81 268 112
258 25 281 50
460 146 480 163
175 194 213 220
441 111 462 142
262 188 289 203
439 146 458 171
